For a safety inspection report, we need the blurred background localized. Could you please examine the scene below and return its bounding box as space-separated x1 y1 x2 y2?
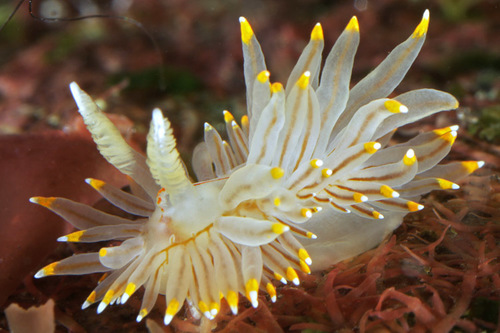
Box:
0 0 498 145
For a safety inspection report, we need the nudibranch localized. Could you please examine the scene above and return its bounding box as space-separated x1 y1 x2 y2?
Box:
32 10 483 325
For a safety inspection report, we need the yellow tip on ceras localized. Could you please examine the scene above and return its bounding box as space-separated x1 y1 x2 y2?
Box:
310 159 324 168
433 125 459 136
121 282 136 304
231 120 241 131
266 283 277 302
353 192 368 203
286 267 300 285
274 272 287 284
372 211 384 219
311 206 322 213
29 196 55 207
306 231 317 239
58 230 84 242
310 23 323 41
204 122 214 132
34 262 58 278
437 178 460 190
223 110 234 123
85 178 105 190
322 168 332 178
407 201 424 212
301 208 313 218
245 278 259 308
384 100 408 114
297 71 311 90
136 308 149 323
164 298 180 325
226 290 239 315
403 149 417 166
298 248 312 265
299 260 311 274
198 301 212 319
346 16 359 32
413 9 430 38
241 115 249 128
209 301 220 317
99 248 108 257
257 70 270 83
239 17 254 44
271 82 283 94
272 222 289 234
270 167 285 179
433 125 458 144
97 289 115 313
462 161 485 174
443 132 457 145
82 291 97 310
380 185 399 198
364 142 381 154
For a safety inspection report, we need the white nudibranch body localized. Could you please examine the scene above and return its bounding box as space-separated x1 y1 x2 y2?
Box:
32 10 484 325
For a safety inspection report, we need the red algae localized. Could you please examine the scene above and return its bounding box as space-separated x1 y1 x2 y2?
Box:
254 170 499 333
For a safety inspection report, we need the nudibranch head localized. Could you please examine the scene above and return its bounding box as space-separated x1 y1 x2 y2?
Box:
32 10 483 326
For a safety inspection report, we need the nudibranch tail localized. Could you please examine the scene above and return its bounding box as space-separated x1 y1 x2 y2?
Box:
33 10 483 326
